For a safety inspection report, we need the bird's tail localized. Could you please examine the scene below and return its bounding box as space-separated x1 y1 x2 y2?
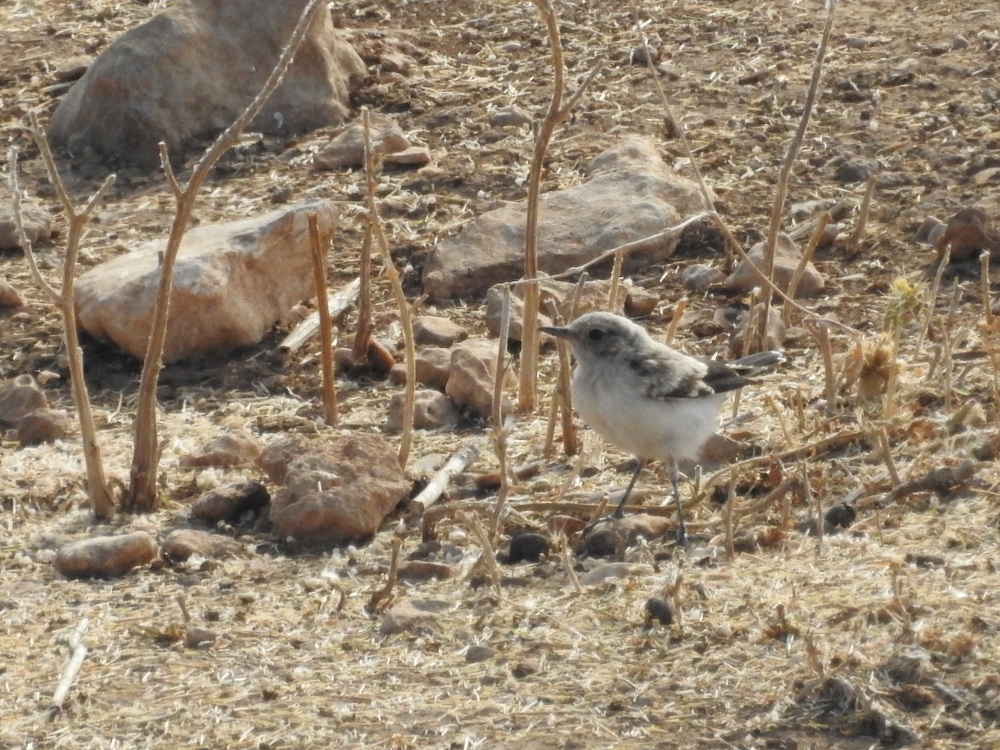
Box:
728 350 786 373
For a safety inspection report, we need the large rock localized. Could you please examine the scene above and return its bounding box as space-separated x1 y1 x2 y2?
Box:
75 199 337 363
422 138 706 301
725 233 825 298
48 0 365 168
260 434 412 547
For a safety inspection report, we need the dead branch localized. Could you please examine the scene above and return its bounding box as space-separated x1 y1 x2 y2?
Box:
756 0 839 350
368 536 403 614
352 221 374 364
306 212 338 425
10 134 117 521
489 286 514 540
278 277 360 356
408 439 483 517
45 617 90 721
126 0 325 512
362 108 416 468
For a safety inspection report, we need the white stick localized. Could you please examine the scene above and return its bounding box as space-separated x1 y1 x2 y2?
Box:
408 440 483 516
47 617 90 720
278 278 360 356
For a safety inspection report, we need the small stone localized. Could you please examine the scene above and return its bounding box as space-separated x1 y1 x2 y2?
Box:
17 408 71 446
825 502 857 529
184 627 218 649
53 532 158 578
680 263 725 292
727 304 787 355
190 480 270 524
465 645 496 663
644 596 675 626
624 287 659 317
914 216 947 245
383 146 432 167
629 45 659 65
0 279 25 308
725 233 825 298
414 347 453 390
579 562 654 586
160 529 246 562
386 389 460 431
179 430 264 468
398 561 453 582
505 533 549 564
53 55 93 81
834 158 879 184
445 339 514 420
0 202 53 250
488 106 533 128
413 315 468 347
379 599 451 635
0 375 49 428
313 113 410 170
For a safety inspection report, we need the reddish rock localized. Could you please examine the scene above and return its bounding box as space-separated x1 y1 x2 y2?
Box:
190 480 270 523
76 200 336 363
0 375 48 428
17 408 71 446
179 430 264 468
48 0 365 168
160 529 246 562
260 434 412 547
53 532 158 578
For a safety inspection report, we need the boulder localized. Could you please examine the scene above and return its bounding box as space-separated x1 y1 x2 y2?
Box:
260 434 412 547
48 0 365 168
422 138 707 301
412 315 468 347
75 199 337 363
725 233 825 298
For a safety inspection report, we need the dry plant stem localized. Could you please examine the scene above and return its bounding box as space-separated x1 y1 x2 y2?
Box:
916 244 950 357
362 108 416 468
664 298 687 346
756 0 839 350
46 617 89 721
558 536 584 594
518 0 600 411
368 536 403 613
804 461 821 554
466 512 502 592
352 225 374 363
765 395 794 447
808 320 838 407
608 249 624 309
407 440 483 517
306 212 338 425
846 174 877 256
982 251 993 327
723 473 737 561
278 277 360 355
126 0 323 511
12 134 116 520
782 212 828 327
876 428 901 487
489 287 513 540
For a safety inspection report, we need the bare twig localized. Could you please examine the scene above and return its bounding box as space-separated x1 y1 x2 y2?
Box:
490 286 514 540
12 130 117 520
362 108 416 468
465 512 502 592
664 297 687 346
916 244 950 357
368 536 403 614
408 440 482 519
757 0 839 350
127 0 324 511
46 618 90 721
782 212 828 327
278 278 360 356
846 174 878 257
352 221 374 364
559 536 584 594
306 212 338 425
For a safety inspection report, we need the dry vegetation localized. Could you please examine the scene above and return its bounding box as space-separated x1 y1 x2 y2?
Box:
3 0 1000 747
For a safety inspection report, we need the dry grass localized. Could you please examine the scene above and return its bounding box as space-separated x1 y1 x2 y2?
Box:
3 0 1000 747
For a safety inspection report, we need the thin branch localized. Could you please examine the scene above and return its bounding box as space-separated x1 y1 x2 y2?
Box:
307 212 338 425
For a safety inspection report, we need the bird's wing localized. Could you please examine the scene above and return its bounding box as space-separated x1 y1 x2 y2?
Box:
626 349 723 400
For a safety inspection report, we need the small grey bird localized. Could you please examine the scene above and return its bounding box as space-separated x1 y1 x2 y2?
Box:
542 311 782 545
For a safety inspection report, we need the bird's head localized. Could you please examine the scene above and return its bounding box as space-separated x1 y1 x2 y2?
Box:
541 311 650 365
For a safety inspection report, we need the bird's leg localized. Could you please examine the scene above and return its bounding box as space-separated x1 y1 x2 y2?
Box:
612 458 645 519
669 460 689 547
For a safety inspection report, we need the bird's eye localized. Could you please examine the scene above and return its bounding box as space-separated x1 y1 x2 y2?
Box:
587 328 604 341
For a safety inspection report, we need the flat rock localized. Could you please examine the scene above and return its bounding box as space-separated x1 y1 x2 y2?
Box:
423 138 706 301
413 315 468 347
0 375 48 428
312 113 410 170
160 529 246 562
179 430 265 468
76 199 337 363
379 599 451 635
0 200 53 250
17 408 71 446
387 388 460 431
48 0 365 168
190 480 271 524
261 434 412 547
53 532 158 578
725 232 825 298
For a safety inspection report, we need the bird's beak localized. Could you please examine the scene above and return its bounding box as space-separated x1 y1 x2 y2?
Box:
540 325 575 340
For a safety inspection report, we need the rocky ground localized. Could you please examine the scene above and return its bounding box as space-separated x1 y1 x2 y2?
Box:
3 0 1000 748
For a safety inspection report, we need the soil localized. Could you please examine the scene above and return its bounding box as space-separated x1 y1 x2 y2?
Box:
2 0 1000 748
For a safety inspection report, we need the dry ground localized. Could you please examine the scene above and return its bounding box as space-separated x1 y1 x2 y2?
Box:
3 0 1000 748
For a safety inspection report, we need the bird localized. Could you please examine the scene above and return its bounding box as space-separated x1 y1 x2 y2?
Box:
542 311 783 546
